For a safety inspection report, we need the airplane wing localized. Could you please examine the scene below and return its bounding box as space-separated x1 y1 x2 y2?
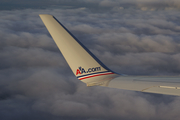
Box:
39 14 180 96
108 76 180 96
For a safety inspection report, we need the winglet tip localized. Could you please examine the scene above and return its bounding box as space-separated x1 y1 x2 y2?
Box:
39 14 53 18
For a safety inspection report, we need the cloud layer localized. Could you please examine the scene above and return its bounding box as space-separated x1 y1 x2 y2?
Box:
1 0 180 10
0 1 180 120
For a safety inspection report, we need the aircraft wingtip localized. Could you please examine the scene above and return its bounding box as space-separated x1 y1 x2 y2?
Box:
39 14 53 17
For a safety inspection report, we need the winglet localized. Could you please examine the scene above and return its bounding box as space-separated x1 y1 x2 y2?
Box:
39 14 119 86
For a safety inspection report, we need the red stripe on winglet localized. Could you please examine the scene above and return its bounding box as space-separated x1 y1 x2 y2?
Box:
79 72 115 80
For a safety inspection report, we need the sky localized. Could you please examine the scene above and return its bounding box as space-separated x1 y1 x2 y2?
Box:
0 0 180 120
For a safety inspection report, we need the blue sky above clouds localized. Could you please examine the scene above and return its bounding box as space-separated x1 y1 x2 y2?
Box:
0 0 180 120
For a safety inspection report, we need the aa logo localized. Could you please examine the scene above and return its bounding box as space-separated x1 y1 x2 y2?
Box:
76 66 101 75
76 69 81 75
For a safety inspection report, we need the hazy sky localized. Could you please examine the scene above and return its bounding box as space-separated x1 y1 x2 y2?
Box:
1 0 180 120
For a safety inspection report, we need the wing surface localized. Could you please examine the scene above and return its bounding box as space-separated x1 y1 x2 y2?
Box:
108 76 180 96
